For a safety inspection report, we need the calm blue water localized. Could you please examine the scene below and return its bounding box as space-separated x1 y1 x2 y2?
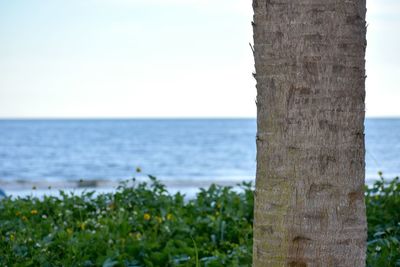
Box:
0 119 399 188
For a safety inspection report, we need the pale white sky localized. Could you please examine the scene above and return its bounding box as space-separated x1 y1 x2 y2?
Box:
0 0 398 118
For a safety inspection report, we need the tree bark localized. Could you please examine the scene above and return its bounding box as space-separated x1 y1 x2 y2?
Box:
252 0 367 266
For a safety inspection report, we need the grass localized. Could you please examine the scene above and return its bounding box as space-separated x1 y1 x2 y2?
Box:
0 174 399 266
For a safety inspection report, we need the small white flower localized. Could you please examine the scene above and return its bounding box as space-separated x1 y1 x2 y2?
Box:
42 215 47 219
375 246 381 252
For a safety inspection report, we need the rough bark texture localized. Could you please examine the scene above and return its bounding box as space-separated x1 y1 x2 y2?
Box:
252 0 367 266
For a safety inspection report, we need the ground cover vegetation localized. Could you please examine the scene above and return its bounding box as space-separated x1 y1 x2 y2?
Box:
0 174 398 266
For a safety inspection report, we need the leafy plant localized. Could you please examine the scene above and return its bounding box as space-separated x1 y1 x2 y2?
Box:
0 177 253 266
366 173 400 266
0 174 398 266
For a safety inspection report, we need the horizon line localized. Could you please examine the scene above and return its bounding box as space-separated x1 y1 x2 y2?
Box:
0 116 256 120
0 116 399 120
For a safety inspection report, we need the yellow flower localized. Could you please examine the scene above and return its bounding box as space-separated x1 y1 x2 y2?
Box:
31 210 38 215
22 216 28 222
156 216 162 223
129 232 141 240
143 213 151 221
108 202 115 210
135 232 142 240
79 222 86 230
166 213 173 220
15 211 21 216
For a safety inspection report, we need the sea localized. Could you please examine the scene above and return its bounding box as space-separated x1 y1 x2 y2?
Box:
0 118 399 197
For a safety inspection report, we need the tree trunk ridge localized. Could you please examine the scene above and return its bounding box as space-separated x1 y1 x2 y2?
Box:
252 0 367 266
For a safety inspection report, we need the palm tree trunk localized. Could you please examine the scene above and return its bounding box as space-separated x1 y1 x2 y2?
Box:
252 0 367 266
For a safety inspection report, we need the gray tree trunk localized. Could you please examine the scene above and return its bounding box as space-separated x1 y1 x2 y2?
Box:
252 0 367 266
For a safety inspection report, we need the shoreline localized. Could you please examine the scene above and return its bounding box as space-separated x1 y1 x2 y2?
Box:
0 177 255 199
0 175 393 199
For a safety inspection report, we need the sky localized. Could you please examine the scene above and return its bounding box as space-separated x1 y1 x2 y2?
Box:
0 0 399 118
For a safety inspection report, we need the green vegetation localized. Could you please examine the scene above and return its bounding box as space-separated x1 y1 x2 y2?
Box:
0 176 253 266
366 174 400 266
0 174 399 266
